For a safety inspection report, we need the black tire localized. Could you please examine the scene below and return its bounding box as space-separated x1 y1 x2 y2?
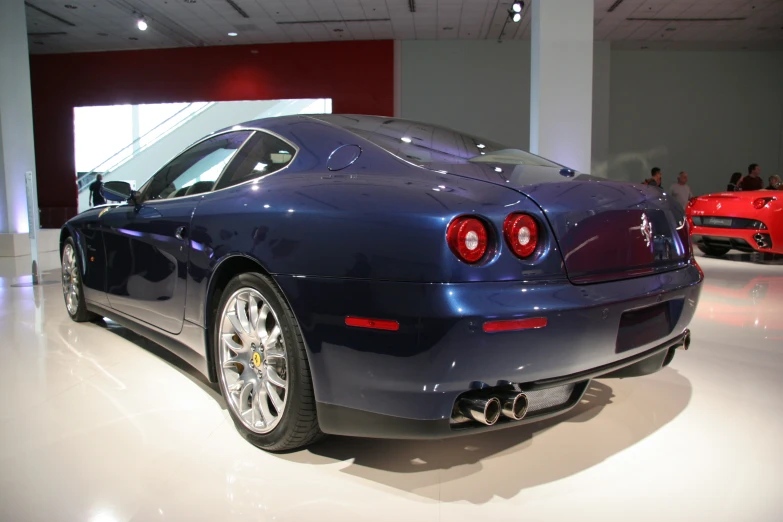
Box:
697 244 730 257
61 237 99 323
212 272 322 451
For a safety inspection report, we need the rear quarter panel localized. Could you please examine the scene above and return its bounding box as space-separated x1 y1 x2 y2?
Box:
185 120 566 327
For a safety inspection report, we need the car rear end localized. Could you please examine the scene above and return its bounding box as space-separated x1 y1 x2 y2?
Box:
293 115 703 439
687 192 780 254
290 179 701 439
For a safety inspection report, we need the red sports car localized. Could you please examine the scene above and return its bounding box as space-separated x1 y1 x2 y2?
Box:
687 190 782 256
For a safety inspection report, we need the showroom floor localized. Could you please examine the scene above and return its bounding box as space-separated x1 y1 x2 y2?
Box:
0 253 781 522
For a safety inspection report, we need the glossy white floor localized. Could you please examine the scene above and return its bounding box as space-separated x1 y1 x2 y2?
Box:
0 252 781 522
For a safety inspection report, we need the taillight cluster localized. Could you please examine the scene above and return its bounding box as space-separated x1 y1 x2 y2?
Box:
503 213 538 258
446 213 539 264
753 197 776 209
446 216 488 263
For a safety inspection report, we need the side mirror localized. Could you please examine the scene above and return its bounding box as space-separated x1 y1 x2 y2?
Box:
103 181 132 201
128 190 141 206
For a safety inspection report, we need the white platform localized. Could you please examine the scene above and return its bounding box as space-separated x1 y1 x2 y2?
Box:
0 254 780 521
0 228 59 257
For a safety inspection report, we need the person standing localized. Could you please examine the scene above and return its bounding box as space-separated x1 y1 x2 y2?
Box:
89 174 106 206
644 167 662 187
669 171 693 208
740 163 763 191
726 172 742 192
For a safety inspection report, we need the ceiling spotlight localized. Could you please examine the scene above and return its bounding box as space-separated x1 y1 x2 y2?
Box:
137 18 148 31
401 137 412 143
512 2 523 13
512 12 522 23
227 32 238 36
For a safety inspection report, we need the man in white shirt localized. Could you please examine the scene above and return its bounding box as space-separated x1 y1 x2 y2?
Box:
669 171 693 209
669 172 693 208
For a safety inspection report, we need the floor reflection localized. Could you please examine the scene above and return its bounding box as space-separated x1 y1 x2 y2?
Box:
696 256 783 340
282 369 692 503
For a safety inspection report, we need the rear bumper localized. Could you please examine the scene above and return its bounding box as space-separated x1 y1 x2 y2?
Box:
315 330 690 439
692 225 781 254
275 263 702 436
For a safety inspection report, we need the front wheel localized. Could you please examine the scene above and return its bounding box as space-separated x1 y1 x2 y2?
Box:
697 244 730 257
213 272 321 451
61 238 99 322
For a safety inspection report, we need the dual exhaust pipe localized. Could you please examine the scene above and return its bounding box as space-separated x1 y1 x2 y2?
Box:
457 391 529 426
754 233 770 249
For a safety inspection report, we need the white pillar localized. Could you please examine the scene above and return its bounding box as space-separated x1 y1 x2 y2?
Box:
0 0 37 236
591 41 611 177
530 0 594 173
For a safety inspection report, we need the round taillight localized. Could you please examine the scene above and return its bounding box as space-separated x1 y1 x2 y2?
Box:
504 213 539 258
447 216 488 263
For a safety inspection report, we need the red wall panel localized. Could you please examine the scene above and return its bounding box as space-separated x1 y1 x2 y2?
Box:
29 40 394 227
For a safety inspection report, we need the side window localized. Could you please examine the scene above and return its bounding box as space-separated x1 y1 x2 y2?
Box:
141 131 252 202
214 131 295 190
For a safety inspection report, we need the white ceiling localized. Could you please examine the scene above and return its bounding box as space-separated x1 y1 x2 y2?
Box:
25 0 783 54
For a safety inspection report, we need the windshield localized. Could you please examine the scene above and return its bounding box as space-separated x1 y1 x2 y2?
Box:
311 115 562 169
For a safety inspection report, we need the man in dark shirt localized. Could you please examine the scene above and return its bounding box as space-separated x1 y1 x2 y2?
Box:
644 167 662 187
740 163 763 191
89 174 106 206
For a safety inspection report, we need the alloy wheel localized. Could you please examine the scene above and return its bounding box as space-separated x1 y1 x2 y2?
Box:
218 288 289 434
61 243 80 316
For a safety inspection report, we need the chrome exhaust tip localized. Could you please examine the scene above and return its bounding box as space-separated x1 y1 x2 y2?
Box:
458 396 502 426
678 329 691 350
754 233 769 248
496 391 529 420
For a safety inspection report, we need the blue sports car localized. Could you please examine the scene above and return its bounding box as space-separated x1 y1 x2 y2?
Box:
61 115 701 451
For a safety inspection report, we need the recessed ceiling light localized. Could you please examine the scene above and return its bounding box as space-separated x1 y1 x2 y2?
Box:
137 19 148 31
401 137 412 143
228 32 238 36
64 4 77 9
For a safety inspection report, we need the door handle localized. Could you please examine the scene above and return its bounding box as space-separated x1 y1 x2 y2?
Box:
175 226 187 241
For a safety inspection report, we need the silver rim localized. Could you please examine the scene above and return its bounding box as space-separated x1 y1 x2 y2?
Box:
218 288 288 434
61 243 79 316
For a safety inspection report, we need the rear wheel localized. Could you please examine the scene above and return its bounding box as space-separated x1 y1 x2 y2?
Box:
213 272 321 451
697 244 730 257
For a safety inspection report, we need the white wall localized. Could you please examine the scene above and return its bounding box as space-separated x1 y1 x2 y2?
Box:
607 50 783 197
399 40 531 151
399 41 783 197
0 0 36 234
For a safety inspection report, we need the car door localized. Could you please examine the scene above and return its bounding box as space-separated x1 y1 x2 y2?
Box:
101 130 253 334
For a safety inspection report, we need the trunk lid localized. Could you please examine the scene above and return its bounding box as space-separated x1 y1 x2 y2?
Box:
521 179 689 284
427 162 690 284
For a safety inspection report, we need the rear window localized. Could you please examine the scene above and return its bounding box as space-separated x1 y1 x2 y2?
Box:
311 115 561 169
